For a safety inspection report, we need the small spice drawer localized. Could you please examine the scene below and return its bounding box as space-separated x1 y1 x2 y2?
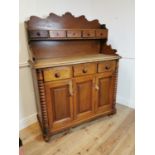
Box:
98 61 116 73
28 30 49 38
49 30 66 38
67 30 81 38
82 29 95 38
43 66 72 82
73 63 97 77
96 29 108 38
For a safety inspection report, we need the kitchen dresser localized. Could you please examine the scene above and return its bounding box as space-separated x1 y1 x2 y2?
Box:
25 12 121 141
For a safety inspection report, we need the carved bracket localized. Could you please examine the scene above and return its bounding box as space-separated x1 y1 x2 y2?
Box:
101 44 118 55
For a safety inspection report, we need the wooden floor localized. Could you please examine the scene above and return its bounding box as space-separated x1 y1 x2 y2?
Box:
20 104 135 155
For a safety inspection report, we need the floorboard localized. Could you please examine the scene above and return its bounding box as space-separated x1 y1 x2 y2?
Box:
20 104 135 155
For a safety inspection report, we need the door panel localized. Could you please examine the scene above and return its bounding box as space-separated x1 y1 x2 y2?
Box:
95 73 114 113
73 75 95 120
45 80 73 130
98 77 111 106
51 85 70 121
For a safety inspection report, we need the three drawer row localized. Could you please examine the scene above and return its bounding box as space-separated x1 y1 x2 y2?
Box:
43 61 116 82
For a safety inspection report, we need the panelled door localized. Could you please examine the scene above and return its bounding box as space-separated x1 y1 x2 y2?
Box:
73 75 95 120
95 72 114 113
44 79 74 131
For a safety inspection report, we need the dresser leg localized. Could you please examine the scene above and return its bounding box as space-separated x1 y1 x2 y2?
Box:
43 135 50 142
108 108 117 116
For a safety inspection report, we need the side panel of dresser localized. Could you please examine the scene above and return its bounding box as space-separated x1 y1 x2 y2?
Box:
31 69 50 141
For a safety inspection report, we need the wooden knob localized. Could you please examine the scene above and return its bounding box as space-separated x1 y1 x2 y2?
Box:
82 68 87 73
87 33 90 36
55 73 60 78
105 65 110 70
37 32 40 36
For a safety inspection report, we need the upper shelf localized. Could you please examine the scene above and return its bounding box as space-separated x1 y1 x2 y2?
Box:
25 12 119 59
28 29 108 41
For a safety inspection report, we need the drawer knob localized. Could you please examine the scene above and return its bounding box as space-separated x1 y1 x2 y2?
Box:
82 68 87 73
105 65 110 70
36 32 40 36
55 72 60 78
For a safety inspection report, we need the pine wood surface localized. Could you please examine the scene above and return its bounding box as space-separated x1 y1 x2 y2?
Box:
29 54 120 69
20 104 135 155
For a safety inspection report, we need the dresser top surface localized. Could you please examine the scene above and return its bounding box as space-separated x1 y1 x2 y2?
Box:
29 54 120 69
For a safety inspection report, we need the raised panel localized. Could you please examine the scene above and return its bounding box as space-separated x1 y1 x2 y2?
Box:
98 77 111 107
95 73 114 113
74 75 95 120
77 81 92 113
45 80 73 130
51 85 70 121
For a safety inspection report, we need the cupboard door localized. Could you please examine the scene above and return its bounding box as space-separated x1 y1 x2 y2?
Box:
44 79 73 131
95 73 114 113
73 75 95 120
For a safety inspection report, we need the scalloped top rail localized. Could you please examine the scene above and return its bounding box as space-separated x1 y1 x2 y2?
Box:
26 12 105 30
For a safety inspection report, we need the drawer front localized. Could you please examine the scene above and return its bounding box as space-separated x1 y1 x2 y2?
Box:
43 66 72 82
96 29 108 38
82 29 95 38
49 30 66 38
28 30 49 38
98 61 116 73
73 63 97 77
67 30 81 38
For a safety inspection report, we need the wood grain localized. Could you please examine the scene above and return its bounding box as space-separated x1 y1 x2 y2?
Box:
29 54 120 69
43 66 72 82
98 60 116 73
73 62 97 77
44 79 74 131
26 12 121 141
20 104 135 155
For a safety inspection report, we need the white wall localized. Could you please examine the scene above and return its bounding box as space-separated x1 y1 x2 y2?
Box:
19 0 135 129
